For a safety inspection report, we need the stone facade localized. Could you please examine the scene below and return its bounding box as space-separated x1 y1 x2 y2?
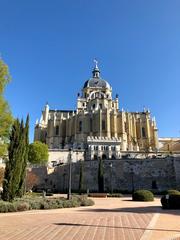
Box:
31 157 180 193
159 138 180 153
34 62 159 162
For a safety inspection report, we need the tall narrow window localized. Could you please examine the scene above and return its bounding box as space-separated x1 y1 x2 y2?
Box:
55 126 59 135
102 120 106 130
152 180 157 189
99 103 102 109
79 121 82 132
142 127 146 138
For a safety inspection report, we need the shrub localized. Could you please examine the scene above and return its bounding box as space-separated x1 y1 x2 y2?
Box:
132 190 154 202
161 194 180 209
166 190 180 195
81 198 94 206
0 195 94 212
15 202 30 211
40 199 60 209
63 199 80 208
0 201 17 212
28 201 40 209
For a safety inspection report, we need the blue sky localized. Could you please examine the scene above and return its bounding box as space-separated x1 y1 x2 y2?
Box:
0 0 180 142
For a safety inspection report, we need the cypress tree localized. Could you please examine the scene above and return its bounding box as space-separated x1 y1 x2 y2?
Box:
2 119 21 201
2 115 29 201
98 158 104 193
17 115 29 197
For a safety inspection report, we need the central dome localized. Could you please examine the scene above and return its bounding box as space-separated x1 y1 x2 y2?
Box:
83 78 111 89
83 61 111 89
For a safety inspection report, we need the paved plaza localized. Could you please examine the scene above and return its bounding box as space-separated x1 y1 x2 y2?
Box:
0 197 180 240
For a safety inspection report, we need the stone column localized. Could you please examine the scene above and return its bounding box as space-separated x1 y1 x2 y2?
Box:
74 112 77 141
106 109 111 138
113 111 117 137
145 114 151 143
99 109 102 137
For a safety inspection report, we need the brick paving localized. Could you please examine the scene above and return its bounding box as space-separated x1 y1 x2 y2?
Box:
0 197 180 240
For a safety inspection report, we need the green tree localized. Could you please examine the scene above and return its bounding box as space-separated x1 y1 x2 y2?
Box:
3 119 22 201
17 115 29 197
2 116 29 201
0 167 4 187
98 158 104 193
28 141 49 165
0 59 13 158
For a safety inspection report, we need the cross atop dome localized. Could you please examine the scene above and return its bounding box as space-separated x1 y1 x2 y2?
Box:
92 59 100 78
94 59 98 69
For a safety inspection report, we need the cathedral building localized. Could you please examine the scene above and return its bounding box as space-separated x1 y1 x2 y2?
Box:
34 62 159 162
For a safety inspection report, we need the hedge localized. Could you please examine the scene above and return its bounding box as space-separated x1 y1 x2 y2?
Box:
132 190 154 202
0 195 94 213
165 190 180 195
161 194 180 209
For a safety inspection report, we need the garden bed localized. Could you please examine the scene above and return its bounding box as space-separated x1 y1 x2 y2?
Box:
0 194 94 213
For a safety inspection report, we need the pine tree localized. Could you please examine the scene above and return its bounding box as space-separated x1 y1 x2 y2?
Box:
98 158 104 193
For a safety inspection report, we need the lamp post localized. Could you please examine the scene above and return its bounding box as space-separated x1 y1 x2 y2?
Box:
76 151 78 162
68 148 72 200
130 168 134 193
109 162 113 194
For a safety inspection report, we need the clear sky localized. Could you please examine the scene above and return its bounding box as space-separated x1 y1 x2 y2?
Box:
0 0 180 142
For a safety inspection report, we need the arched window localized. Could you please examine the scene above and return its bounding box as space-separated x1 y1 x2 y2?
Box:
94 155 98 160
102 154 107 160
55 126 59 135
99 103 102 109
93 104 96 109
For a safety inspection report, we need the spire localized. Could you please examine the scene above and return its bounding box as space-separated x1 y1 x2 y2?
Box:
92 59 100 78
94 59 98 69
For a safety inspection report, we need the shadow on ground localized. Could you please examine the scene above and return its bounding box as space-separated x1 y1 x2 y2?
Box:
53 222 180 233
77 205 180 216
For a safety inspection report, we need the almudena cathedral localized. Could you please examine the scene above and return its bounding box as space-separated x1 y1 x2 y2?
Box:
32 61 180 192
34 62 159 163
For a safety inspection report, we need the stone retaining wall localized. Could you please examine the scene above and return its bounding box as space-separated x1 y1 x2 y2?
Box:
31 157 180 193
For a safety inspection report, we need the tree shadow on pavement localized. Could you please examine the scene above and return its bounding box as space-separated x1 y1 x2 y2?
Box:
53 222 180 233
77 206 180 216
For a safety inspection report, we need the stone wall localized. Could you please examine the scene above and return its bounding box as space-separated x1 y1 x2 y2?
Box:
30 157 180 193
48 150 84 164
